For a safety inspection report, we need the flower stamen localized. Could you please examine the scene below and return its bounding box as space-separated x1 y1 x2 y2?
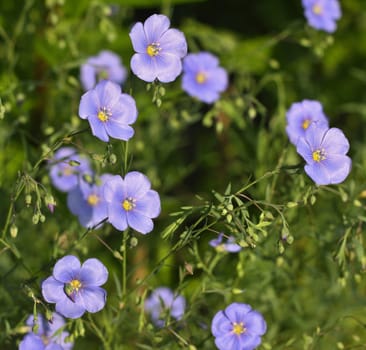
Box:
98 107 111 122
146 43 161 57
232 322 246 335
122 197 136 211
312 148 326 162
195 72 207 84
302 119 311 130
312 3 322 15
87 194 100 206
64 279 82 302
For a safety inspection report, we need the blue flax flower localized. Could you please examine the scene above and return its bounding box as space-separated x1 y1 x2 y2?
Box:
49 147 92 192
302 0 341 33
104 171 161 234
67 174 113 229
19 312 73 350
286 99 329 145
211 303 267 350
144 287 186 327
129 14 187 82
296 124 351 185
209 233 242 253
182 52 228 104
42 255 108 319
80 50 127 91
79 80 137 142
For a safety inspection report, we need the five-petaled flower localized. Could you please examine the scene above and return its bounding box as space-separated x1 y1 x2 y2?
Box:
129 14 187 82
182 52 228 103
302 0 341 33
104 171 161 234
49 147 92 193
19 313 73 350
296 124 351 185
80 50 127 91
211 302 267 350
209 233 242 253
144 287 186 327
42 255 108 319
67 173 113 229
78 80 138 142
286 99 329 145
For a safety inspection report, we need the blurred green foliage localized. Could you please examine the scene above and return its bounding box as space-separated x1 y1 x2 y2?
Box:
1 0 366 349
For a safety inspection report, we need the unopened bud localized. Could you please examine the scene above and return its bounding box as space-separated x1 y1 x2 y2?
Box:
25 194 32 206
10 224 18 238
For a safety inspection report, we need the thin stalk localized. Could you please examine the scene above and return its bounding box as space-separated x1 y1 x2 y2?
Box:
122 229 129 299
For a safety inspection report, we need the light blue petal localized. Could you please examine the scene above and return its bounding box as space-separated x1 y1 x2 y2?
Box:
143 14 170 43
127 210 154 234
129 22 148 53
53 255 81 283
80 258 108 286
55 295 86 319
42 277 65 303
77 286 106 313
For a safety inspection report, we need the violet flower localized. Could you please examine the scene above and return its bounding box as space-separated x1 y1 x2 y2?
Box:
78 80 138 142
42 255 108 319
211 303 267 350
49 147 92 193
182 52 228 104
129 14 187 82
286 99 329 145
296 124 351 185
103 171 161 234
302 0 341 33
144 287 186 327
67 174 113 229
19 313 73 350
209 233 242 253
80 50 127 91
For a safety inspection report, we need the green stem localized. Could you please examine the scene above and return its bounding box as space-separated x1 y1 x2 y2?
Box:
122 229 129 299
2 175 25 240
121 141 129 176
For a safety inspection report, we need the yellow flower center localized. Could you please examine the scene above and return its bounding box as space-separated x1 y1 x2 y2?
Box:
70 279 82 290
215 244 226 253
87 194 100 206
64 278 82 302
232 322 246 335
312 149 326 162
98 109 110 122
312 4 322 15
62 167 73 176
146 43 161 57
302 119 311 130
122 197 135 211
195 72 207 84
97 69 109 81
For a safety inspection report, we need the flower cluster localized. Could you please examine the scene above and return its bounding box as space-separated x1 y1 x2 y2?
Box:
44 12 259 347
211 303 267 350
209 233 242 253
144 287 186 327
42 255 108 319
49 148 161 233
286 100 351 185
302 0 341 33
19 313 73 350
